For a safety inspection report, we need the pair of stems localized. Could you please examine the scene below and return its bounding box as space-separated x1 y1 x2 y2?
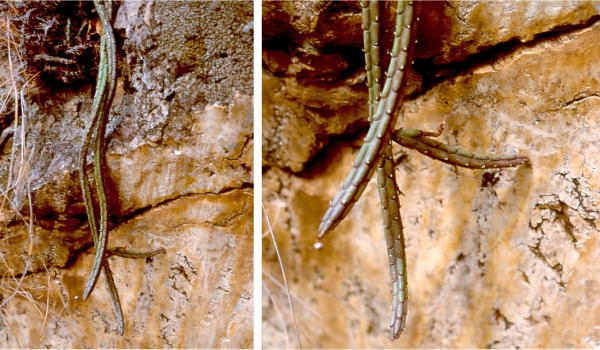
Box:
318 0 529 340
78 0 163 335
319 0 416 339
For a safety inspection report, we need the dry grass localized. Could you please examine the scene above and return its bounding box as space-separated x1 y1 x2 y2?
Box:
0 10 70 346
263 188 324 349
262 199 300 349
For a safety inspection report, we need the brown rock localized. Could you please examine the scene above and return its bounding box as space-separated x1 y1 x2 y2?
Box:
0 1 253 347
263 2 600 348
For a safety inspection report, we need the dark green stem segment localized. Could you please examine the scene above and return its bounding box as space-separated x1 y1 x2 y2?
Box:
362 1 409 338
318 0 530 341
79 0 164 335
82 0 116 302
318 0 416 239
320 0 416 340
393 129 531 169
364 0 416 340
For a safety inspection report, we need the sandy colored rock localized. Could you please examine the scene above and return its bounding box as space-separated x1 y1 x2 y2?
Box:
0 1 253 347
262 1 600 173
416 1 600 64
3 190 252 348
263 2 600 348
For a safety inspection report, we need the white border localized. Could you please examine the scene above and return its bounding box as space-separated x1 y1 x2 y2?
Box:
253 0 262 348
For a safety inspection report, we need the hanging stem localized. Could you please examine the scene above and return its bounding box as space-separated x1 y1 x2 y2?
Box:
393 128 530 169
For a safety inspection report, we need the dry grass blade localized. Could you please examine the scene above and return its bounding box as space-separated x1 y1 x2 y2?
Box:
262 202 303 349
0 12 70 344
262 273 291 349
263 271 322 321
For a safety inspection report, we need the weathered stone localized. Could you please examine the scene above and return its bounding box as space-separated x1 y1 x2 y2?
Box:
262 1 600 174
3 190 252 348
0 1 253 347
417 1 600 64
263 2 600 348
263 1 361 48
262 71 368 172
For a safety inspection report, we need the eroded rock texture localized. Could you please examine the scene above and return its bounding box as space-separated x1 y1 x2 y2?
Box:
0 1 253 348
263 1 600 348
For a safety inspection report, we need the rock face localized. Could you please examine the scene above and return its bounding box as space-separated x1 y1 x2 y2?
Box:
0 1 253 348
263 1 600 348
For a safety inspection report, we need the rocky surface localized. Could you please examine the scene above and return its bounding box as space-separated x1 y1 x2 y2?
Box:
0 1 253 348
263 1 600 348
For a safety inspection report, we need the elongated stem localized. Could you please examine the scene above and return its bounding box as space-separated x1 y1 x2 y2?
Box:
79 1 165 335
319 0 529 341
377 147 408 339
393 129 530 169
79 10 108 253
367 0 381 118
109 247 166 259
83 0 117 301
322 0 416 340
102 260 124 335
318 0 416 238
380 1 416 339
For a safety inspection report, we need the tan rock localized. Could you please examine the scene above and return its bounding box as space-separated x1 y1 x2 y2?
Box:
3 190 252 348
1 1 253 347
263 2 600 348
